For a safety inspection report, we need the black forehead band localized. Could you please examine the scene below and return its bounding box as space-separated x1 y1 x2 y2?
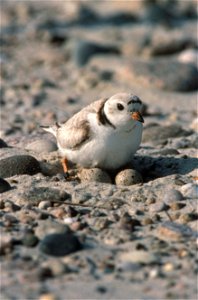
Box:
128 96 142 105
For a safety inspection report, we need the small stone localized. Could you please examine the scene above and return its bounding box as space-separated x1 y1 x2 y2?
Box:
0 178 11 193
181 183 198 199
96 286 107 294
26 139 57 153
158 221 196 240
22 233 39 247
79 168 112 184
119 250 158 265
149 202 169 213
142 217 154 225
0 155 41 178
190 118 198 131
119 212 141 231
163 262 174 272
163 189 184 204
178 49 198 67
115 169 143 186
4 200 21 212
0 234 13 255
20 186 70 206
39 231 81 256
38 201 52 210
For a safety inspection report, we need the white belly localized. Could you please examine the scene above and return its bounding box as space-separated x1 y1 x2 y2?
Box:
59 123 143 170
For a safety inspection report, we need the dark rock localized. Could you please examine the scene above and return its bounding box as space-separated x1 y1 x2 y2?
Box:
0 178 11 193
39 231 82 256
142 124 191 143
73 40 120 66
0 139 8 148
0 155 41 178
130 59 198 91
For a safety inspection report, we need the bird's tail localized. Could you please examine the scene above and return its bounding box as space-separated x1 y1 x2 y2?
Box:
40 122 60 138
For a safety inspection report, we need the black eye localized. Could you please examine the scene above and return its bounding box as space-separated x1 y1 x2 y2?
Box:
117 103 124 111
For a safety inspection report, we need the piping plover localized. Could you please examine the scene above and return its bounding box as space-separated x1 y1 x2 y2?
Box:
41 93 144 172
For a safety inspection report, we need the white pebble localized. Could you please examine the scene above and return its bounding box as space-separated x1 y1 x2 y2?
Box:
181 183 198 199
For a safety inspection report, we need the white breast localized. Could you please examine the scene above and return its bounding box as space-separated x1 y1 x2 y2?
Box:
59 113 143 170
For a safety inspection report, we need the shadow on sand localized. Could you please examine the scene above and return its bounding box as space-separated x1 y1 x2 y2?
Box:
131 155 198 182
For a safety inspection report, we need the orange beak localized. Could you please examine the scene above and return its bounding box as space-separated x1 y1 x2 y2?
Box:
131 111 144 123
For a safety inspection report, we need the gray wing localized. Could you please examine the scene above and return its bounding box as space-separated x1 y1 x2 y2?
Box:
57 98 107 150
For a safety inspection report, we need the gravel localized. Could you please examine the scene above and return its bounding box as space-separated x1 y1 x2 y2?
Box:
1 1 197 299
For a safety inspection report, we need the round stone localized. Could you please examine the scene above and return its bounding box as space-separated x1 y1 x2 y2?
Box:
22 233 39 247
26 139 57 153
0 178 11 193
115 169 143 186
79 168 112 184
39 231 82 256
181 183 198 199
163 189 184 204
0 155 41 178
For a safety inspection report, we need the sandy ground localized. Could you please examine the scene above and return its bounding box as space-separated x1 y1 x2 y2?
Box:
0 1 198 299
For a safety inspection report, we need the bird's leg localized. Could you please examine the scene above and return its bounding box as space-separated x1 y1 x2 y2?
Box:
61 157 69 178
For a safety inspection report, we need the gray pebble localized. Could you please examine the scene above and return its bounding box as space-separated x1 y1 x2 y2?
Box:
158 221 196 240
163 189 184 204
181 183 198 199
115 169 143 186
119 250 159 265
149 202 169 213
38 200 52 210
20 186 70 205
0 178 11 193
79 168 112 184
39 231 81 256
22 232 39 247
26 139 57 153
0 155 41 178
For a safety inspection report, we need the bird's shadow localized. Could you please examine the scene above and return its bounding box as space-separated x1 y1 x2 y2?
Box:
129 155 198 182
